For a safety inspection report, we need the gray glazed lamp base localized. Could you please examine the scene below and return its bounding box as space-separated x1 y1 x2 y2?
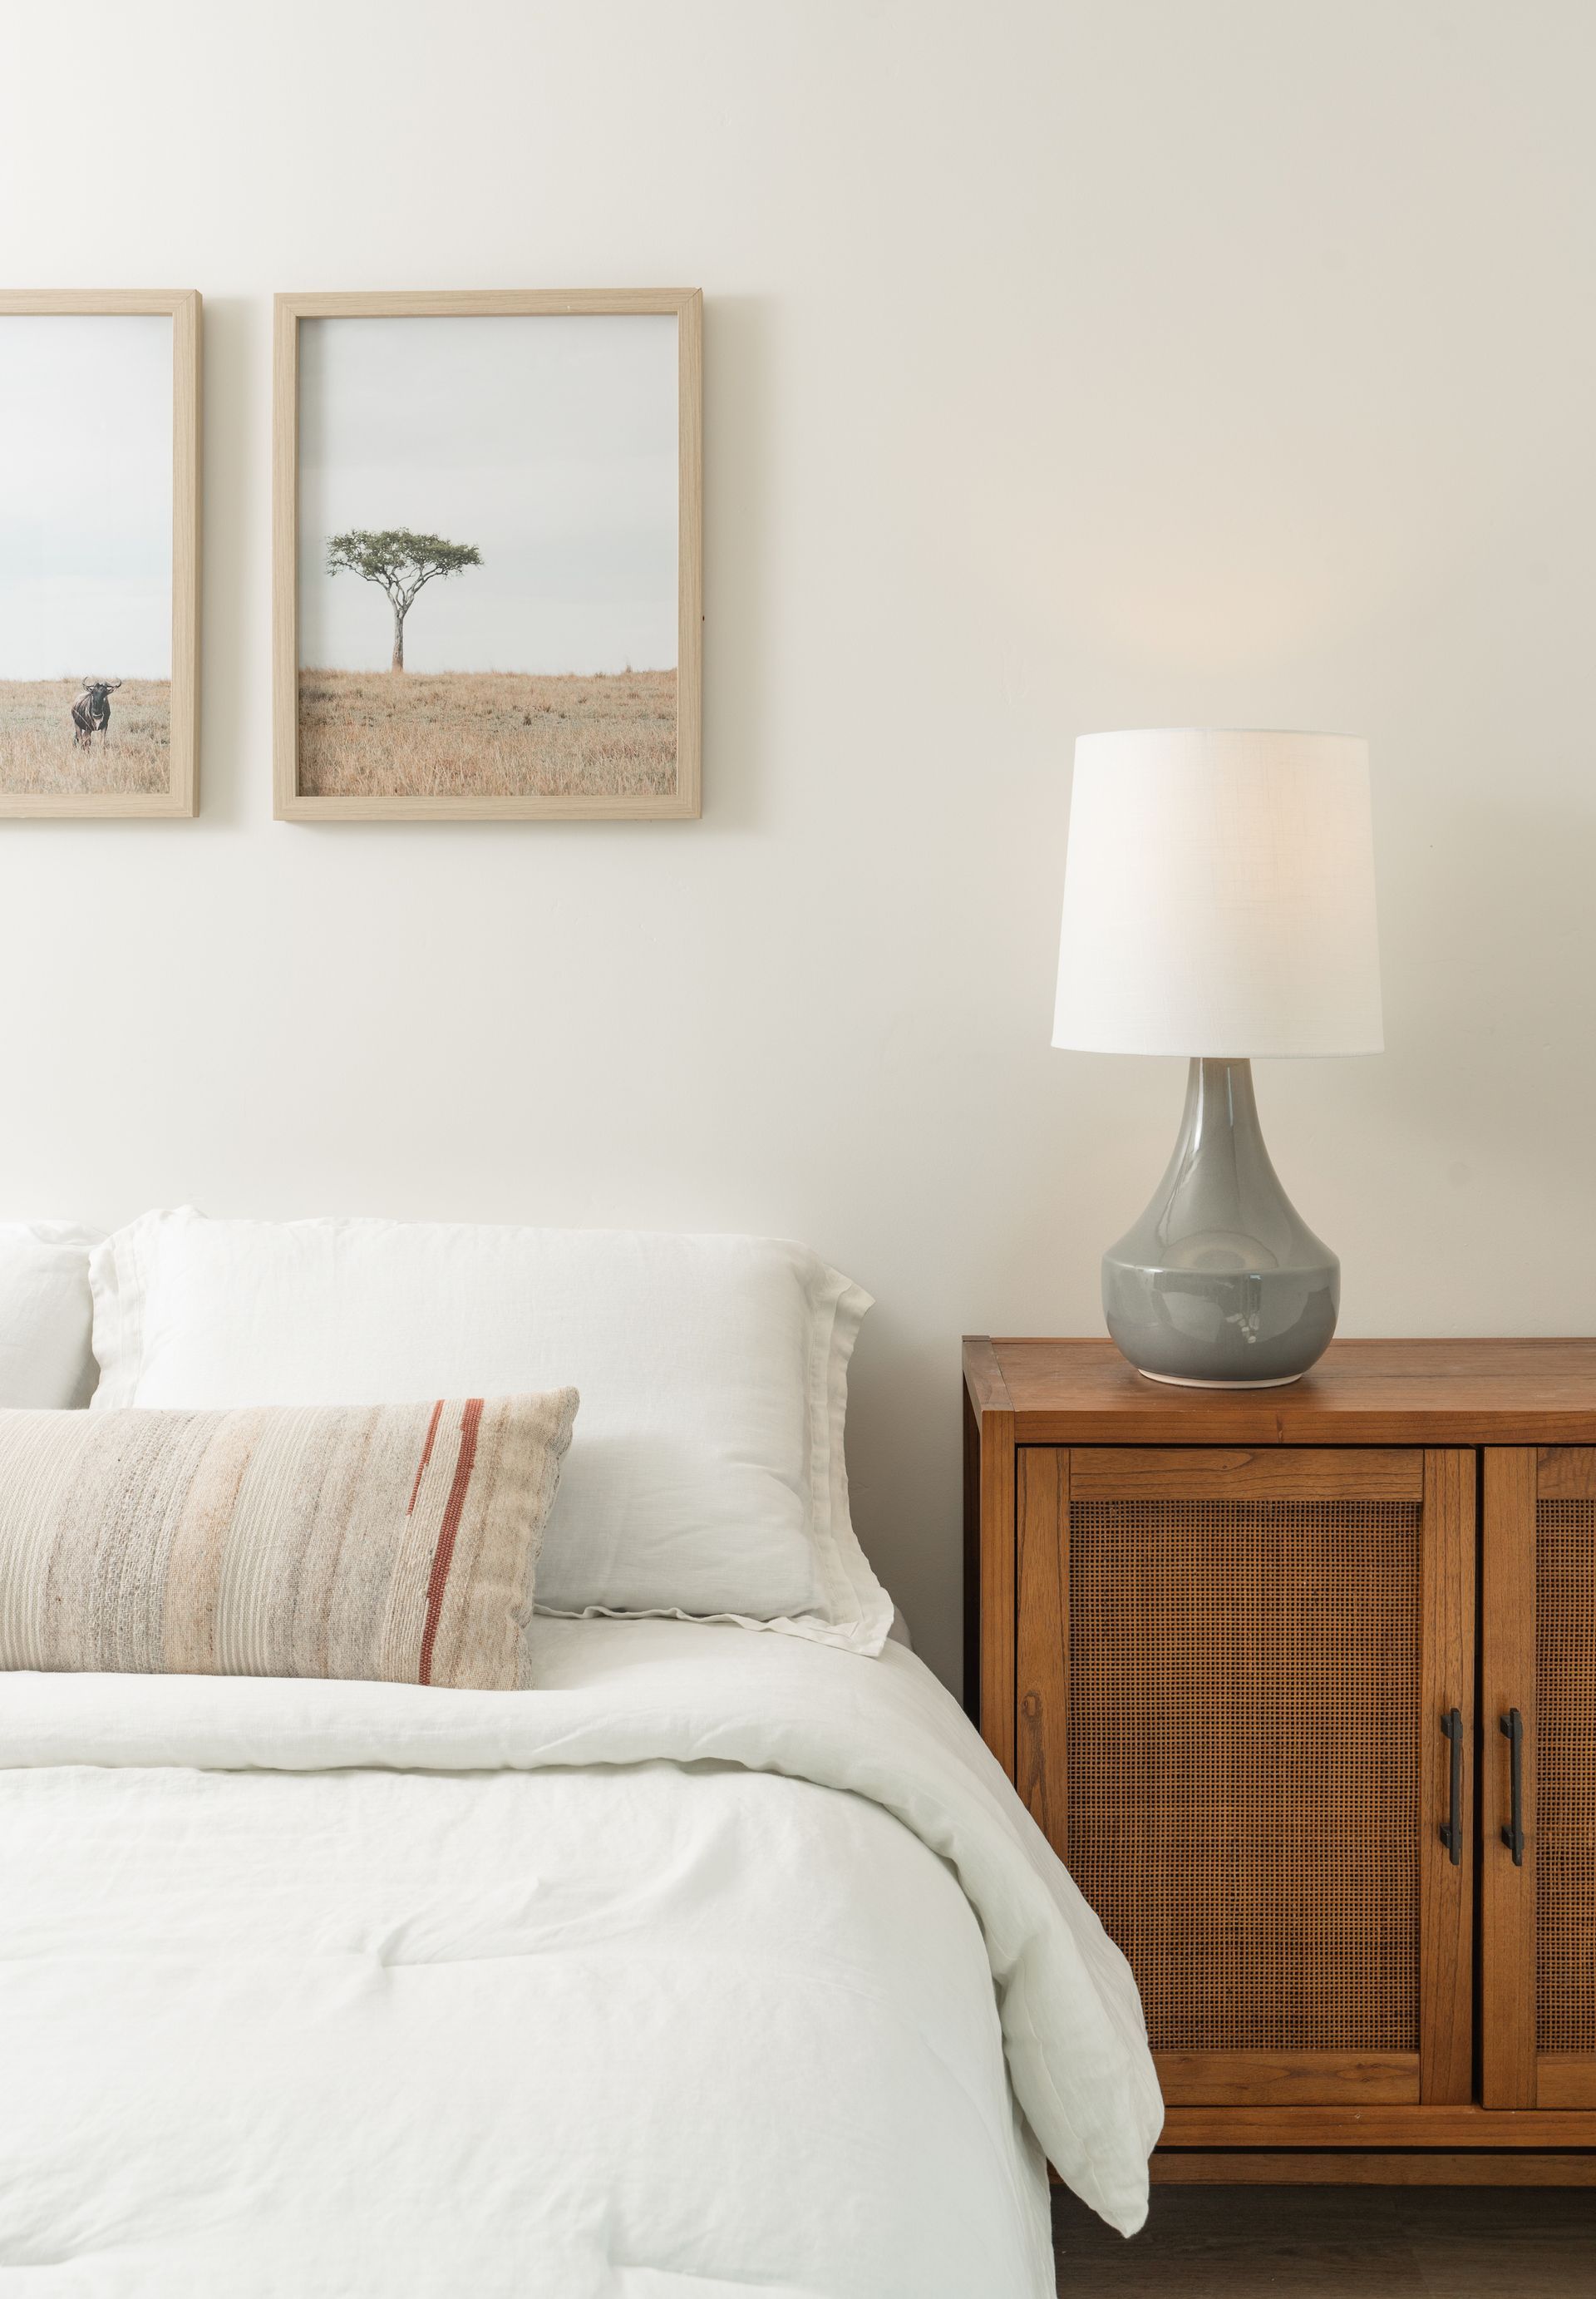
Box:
1101 1058 1339 1389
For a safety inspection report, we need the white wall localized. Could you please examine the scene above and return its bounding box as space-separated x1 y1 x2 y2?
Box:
4 0 1594 1690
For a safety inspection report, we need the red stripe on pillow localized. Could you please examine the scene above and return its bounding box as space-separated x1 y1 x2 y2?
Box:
418 1398 484 1684
406 1399 445 1515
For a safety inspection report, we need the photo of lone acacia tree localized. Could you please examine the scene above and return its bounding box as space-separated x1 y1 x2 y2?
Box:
292 304 692 811
326 530 482 671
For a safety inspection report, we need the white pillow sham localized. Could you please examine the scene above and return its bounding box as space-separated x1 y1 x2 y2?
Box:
0 1221 103 1408
89 1211 889 1653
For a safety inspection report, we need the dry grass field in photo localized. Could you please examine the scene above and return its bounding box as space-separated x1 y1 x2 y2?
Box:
0 680 170 797
297 668 677 799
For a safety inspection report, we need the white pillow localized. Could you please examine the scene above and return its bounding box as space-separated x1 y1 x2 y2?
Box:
0 1222 102 1408
89 1211 889 1653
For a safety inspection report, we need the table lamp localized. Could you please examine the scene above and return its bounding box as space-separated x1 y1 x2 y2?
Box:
1053 728 1382 1387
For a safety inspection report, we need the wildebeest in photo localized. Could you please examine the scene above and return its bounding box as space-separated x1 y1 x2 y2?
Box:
70 679 122 748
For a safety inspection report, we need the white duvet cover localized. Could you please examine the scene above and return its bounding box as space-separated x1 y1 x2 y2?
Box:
0 1619 1160 2297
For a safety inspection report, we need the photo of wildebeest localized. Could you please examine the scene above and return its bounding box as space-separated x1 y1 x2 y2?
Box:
0 313 173 799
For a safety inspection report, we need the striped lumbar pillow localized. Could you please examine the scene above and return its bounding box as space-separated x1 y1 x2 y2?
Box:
0 1391 578 1690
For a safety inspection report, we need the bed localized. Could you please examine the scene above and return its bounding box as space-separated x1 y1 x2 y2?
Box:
0 1214 1160 2294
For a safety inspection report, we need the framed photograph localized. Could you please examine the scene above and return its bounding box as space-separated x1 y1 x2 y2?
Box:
273 290 702 821
0 291 200 818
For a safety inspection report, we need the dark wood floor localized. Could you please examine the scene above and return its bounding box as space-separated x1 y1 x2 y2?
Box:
1053 2185 1596 2296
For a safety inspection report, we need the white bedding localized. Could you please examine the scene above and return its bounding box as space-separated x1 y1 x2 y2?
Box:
0 1619 1160 2295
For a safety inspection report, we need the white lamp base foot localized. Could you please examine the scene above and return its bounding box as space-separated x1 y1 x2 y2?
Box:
1135 1368 1304 1390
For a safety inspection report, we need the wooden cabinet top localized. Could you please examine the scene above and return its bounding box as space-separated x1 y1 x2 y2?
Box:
963 1336 1596 1444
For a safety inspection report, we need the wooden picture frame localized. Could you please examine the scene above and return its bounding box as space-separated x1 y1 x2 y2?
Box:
273 289 702 821
0 290 200 818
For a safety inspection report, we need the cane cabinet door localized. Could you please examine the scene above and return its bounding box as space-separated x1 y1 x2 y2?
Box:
1017 1447 1475 2109
1481 1448 1596 2109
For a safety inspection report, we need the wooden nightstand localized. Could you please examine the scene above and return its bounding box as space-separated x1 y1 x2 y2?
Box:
963 1337 1596 2186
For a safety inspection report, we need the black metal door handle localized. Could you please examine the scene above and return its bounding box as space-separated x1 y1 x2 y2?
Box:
1440 1708 1464 1865
1500 1709 1525 1865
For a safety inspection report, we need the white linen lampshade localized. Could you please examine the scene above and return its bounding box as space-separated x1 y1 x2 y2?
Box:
1053 728 1383 1059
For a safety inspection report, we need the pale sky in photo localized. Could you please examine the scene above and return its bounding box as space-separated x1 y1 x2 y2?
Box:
298 315 678 675
0 316 172 680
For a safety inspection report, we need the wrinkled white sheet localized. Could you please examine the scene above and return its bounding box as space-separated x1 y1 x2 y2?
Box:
0 1618 1160 2295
